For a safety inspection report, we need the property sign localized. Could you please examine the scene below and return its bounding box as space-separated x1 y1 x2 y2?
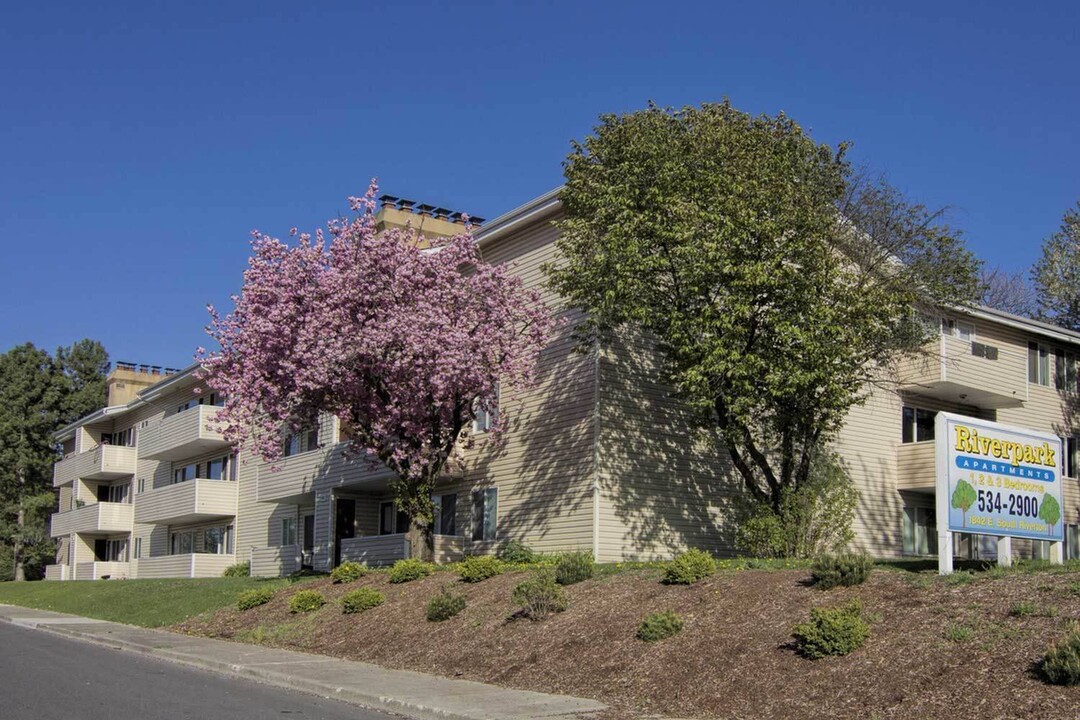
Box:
936 412 1064 543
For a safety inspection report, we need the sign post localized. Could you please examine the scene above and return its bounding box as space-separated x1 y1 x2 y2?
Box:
935 412 1064 575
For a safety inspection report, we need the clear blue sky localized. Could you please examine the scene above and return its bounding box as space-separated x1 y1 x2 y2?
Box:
1 1 1077 368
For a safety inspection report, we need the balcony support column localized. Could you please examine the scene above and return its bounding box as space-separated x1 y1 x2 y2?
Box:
996 536 1012 567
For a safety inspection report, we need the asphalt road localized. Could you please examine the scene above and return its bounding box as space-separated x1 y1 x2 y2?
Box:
0 622 395 720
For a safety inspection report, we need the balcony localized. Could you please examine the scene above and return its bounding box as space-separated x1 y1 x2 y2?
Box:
134 553 236 579
139 405 230 461
896 442 936 492
898 335 1026 409
53 445 137 487
50 502 134 537
134 479 237 525
73 561 130 580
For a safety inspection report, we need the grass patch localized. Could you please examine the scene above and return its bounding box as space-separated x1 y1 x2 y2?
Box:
0 577 313 627
944 623 974 642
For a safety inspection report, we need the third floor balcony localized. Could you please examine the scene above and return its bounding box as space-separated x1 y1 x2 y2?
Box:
139 404 230 461
53 445 137 487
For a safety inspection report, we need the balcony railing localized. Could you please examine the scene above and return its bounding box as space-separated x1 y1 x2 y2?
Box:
134 479 237 525
53 445 137 487
73 561 130 580
250 545 301 577
896 442 936 491
50 502 134 537
134 553 236 579
339 534 410 566
138 405 229 461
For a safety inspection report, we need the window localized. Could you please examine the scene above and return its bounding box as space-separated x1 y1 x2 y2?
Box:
103 538 127 562
105 483 130 504
1029 342 1051 386
281 517 297 546
901 406 937 443
137 477 145 494
177 399 198 414
473 383 500 434
472 488 497 541
432 494 457 536
101 427 135 447
283 425 319 457
205 455 231 481
134 537 142 559
1067 525 1080 561
173 463 197 484
1033 540 1050 561
1061 437 1079 479
378 501 409 535
203 526 232 555
230 453 238 481
170 531 194 555
902 507 937 555
1056 350 1078 392
941 318 974 343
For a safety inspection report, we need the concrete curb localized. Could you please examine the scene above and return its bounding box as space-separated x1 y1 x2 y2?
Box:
0 605 605 720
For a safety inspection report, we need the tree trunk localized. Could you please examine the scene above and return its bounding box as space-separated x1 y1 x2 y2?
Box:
13 467 25 582
407 521 435 562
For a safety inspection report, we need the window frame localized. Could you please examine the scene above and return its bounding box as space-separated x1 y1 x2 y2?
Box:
281 517 297 547
432 493 457 536
1029 342 1051 386
901 405 937 444
471 488 498 542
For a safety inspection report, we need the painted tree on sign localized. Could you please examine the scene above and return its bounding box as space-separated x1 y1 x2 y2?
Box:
199 183 553 560
1039 494 1061 537
951 480 977 528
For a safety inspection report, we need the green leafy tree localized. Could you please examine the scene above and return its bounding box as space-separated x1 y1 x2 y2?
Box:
1033 202 1080 330
1039 494 1062 537
0 340 108 581
548 102 980 526
950 480 977 528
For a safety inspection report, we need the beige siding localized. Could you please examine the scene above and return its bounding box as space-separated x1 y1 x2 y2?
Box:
250 545 300 577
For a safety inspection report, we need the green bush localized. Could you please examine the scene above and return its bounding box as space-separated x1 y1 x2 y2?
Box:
288 589 326 613
388 558 435 584
426 588 467 621
636 611 684 641
792 599 871 659
456 555 504 583
735 452 858 558
512 569 569 620
331 561 368 584
663 549 717 585
811 553 874 589
236 587 274 611
497 540 537 564
341 587 384 614
554 551 594 586
1042 631 1080 686
222 561 250 578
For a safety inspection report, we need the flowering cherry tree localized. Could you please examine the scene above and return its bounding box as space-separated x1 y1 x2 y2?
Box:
199 183 552 558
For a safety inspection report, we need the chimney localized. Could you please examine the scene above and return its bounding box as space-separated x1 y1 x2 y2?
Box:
106 363 178 406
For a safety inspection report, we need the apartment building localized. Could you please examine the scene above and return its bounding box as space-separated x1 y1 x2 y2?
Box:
45 190 1080 580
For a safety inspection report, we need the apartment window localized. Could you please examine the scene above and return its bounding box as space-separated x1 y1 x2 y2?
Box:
901 406 937 443
902 507 937 555
170 531 194 555
177 399 198 414
1056 350 1078 393
283 425 319 457
105 483 130 504
230 453 238 481
206 392 226 407
173 463 197 484
203 526 233 555
1029 342 1051 386
378 501 409 534
941 318 975 343
281 517 297 547
102 538 127 562
137 477 146 494
101 427 135 447
205 455 231 481
1067 525 1080 561
432 494 457 536
134 537 142 559
1061 436 1079 479
473 384 500 434
472 488 498 542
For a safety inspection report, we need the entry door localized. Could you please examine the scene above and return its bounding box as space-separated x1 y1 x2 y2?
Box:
334 499 356 566
302 514 315 569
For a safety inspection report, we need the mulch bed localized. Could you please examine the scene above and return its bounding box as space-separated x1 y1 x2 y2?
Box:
176 567 1080 719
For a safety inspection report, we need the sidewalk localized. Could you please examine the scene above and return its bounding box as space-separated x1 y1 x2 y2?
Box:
0 603 606 720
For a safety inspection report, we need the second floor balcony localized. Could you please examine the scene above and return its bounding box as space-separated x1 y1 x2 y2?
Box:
139 404 230 461
49 501 134 537
897 334 1027 410
134 478 238 526
53 445 137 487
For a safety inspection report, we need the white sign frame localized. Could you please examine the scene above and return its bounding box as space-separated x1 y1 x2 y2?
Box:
935 412 1064 575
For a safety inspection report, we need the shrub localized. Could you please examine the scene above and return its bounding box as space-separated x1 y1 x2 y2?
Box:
456 555 504 583
792 599 871 659
331 561 368 584
426 588 467 621
388 558 435 584
497 540 537 564
1010 601 1036 617
554 551 594 586
637 611 684 641
736 452 858 558
512 569 569 620
1042 631 1080 686
288 589 326 613
663 549 717 585
236 587 274 611
811 553 874 589
341 587 384 614
222 561 250 578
